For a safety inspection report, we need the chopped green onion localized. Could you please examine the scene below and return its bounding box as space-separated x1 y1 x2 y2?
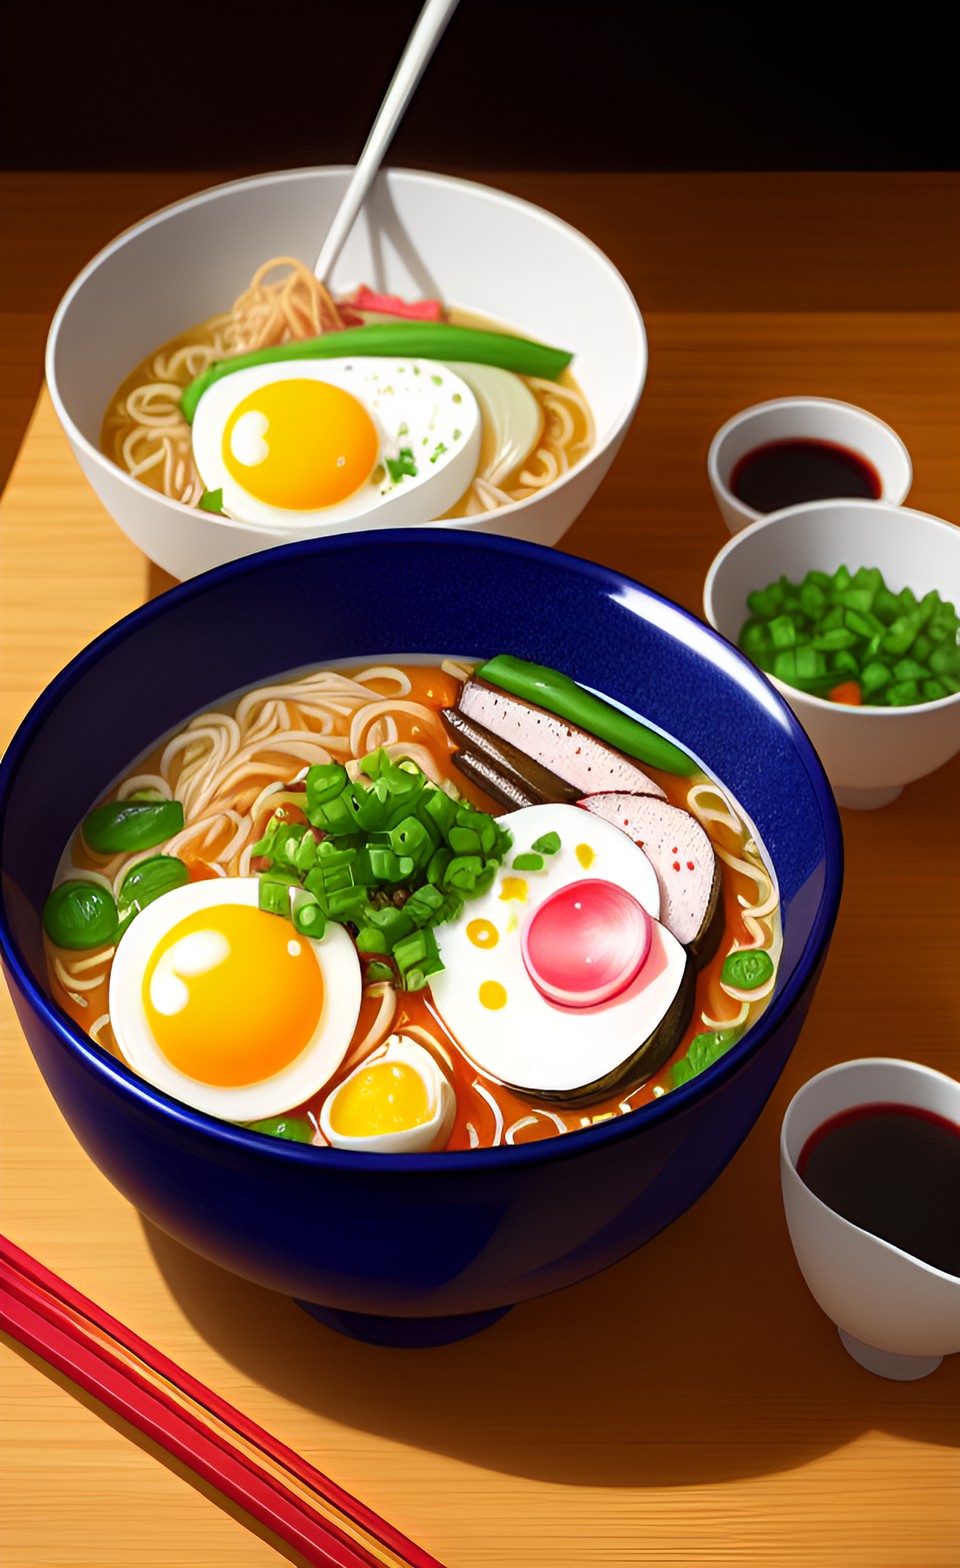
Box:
738 566 959 708
82 798 184 854
253 748 511 989
672 1027 743 1088
117 855 190 927
244 1115 314 1143
43 880 119 951
721 949 774 990
385 447 418 484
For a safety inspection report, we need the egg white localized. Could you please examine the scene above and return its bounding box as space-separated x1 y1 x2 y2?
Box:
428 802 690 1096
108 876 361 1121
319 1034 456 1153
191 358 481 528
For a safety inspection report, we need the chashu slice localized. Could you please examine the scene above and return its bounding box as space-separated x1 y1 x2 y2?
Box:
578 792 723 962
441 705 581 809
458 678 667 801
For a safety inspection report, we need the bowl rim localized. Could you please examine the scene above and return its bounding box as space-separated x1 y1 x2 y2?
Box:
702 498 960 717
706 395 913 522
0 526 843 1174
44 164 648 540
779 1056 960 1286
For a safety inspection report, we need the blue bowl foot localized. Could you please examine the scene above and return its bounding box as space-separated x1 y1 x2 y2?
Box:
294 1298 513 1347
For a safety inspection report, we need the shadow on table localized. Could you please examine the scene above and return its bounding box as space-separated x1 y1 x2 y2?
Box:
141 1092 958 1490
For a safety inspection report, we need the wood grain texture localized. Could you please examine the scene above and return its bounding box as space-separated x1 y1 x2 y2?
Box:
1 173 959 1568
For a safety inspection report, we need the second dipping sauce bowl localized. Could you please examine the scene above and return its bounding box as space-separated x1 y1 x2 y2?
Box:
780 1057 960 1381
708 396 912 535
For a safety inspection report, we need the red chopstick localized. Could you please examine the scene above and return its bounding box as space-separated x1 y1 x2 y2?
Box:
0 1234 445 1568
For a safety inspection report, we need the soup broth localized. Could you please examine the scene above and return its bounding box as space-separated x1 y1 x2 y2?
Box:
45 659 780 1152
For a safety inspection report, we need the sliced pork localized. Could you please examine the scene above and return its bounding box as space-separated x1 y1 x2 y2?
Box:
578 791 722 960
457 679 666 801
441 706 580 809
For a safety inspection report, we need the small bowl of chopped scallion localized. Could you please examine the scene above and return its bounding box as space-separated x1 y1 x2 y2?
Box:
703 500 960 809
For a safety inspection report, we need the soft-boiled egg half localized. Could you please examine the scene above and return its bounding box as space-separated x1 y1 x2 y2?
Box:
427 803 692 1099
191 358 481 528
108 876 361 1122
319 1034 455 1153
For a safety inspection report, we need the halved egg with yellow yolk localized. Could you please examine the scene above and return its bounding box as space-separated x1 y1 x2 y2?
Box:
108 876 361 1121
190 357 481 529
319 1035 455 1153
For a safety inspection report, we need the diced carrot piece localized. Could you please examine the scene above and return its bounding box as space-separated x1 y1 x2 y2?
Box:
828 681 862 705
186 859 220 882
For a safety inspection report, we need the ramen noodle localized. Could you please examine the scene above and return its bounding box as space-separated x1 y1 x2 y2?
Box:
44 657 781 1153
101 259 594 525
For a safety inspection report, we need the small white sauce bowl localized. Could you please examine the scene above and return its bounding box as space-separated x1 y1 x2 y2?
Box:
707 396 912 536
703 499 960 809
780 1058 960 1381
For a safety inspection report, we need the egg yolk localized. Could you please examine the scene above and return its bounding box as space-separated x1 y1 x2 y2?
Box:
222 379 379 511
466 918 499 949
498 877 528 903
143 905 324 1086
329 1061 430 1137
479 980 508 1010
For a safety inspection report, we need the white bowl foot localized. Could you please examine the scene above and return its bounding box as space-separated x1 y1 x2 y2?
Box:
833 783 904 810
838 1327 943 1380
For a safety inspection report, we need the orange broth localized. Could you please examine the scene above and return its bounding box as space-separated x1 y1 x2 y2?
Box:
45 662 779 1151
101 305 593 519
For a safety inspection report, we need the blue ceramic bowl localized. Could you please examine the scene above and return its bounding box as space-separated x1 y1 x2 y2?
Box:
0 530 842 1346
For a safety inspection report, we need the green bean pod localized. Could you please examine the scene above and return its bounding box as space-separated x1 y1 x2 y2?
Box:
476 654 699 777
43 880 119 951
180 323 573 422
82 798 184 855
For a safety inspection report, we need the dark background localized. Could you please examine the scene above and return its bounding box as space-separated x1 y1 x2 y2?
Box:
2 0 956 173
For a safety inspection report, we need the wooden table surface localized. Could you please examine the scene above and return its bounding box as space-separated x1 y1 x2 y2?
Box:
1 171 958 1568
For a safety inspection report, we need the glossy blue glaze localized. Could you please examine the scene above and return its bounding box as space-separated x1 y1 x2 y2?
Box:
0 530 843 1344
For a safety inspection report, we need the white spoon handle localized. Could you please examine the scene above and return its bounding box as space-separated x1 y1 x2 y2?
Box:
313 0 461 284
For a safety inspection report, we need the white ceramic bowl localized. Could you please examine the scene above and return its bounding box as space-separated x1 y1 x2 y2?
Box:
707 396 912 536
46 167 647 580
703 500 960 809
781 1058 960 1381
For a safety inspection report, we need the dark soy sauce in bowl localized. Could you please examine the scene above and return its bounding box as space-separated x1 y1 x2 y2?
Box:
798 1102 960 1276
731 439 882 513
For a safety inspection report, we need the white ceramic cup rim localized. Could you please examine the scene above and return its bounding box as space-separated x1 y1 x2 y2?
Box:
707 395 913 526
780 1055 960 1282
782 1056 959 1156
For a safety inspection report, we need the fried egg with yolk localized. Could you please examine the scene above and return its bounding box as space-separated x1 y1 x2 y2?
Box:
427 803 691 1098
191 358 481 528
108 876 361 1121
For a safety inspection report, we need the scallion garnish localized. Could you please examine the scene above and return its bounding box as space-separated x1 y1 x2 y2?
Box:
738 567 960 706
251 748 511 989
